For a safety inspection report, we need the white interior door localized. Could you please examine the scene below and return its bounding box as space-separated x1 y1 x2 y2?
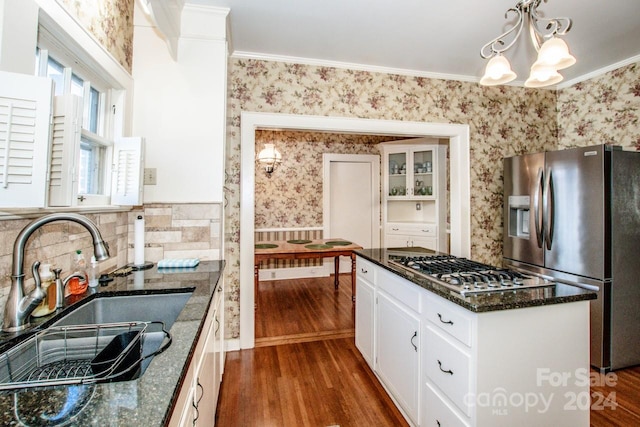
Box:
324 154 380 273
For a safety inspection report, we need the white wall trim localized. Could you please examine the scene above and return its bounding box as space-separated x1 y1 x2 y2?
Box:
225 338 240 352
232 50 481 84
240 112 471 349
557 54 640 89
232 50 640 91
258 266 330 281
255 226 323 233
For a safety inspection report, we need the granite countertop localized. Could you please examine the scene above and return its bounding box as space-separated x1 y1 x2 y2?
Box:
0 260 224 426
356 248 597 312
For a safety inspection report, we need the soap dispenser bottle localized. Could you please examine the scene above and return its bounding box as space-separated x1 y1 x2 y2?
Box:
67 250 88 296
31 263 55 317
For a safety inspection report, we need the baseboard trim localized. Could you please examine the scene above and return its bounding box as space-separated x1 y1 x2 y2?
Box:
225 338 241 352
258 266 331 281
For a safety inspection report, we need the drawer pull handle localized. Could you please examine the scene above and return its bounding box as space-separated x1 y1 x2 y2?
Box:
437 359 454 375
392 228 399 231
361 268 368 274
410 331 417 352
437 313 454 325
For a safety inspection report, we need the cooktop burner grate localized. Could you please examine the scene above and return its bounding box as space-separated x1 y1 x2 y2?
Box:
388 254 553 295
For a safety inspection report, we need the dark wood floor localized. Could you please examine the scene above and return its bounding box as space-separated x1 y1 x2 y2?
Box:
217 274 407 426
255 274 355 346
590 366 640 426
217 274 640 426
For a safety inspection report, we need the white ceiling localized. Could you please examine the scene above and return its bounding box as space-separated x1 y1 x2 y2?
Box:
185 0 640 88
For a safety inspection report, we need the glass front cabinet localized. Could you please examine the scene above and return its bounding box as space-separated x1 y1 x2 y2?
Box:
386 148 435 199
380 140 448 252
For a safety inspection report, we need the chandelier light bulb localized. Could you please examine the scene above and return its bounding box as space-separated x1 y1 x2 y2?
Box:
525 64 563 88
480 55 517 86
533 37 576 70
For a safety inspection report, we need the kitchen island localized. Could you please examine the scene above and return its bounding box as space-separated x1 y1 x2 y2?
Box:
355 248 597 427
0 260 224 426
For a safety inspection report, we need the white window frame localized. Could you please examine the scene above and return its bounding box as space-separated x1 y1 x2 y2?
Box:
36 46 114 206
34 8 140 208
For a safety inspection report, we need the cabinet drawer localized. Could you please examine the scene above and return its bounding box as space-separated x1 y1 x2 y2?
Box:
386 223 436 236
378 266 422 313
425 325 472 417
425 293 473 347
424 382 470 427
356 256 376 284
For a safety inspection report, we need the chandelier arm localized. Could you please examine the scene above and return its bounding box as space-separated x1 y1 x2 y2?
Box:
528 1 572 39
480 7 525 59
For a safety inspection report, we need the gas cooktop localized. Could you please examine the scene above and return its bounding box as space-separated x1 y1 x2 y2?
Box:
388 254 553 296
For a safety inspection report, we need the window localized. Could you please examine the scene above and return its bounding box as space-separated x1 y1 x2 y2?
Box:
0 4 140 210
36 48 113 205
78 136 106 195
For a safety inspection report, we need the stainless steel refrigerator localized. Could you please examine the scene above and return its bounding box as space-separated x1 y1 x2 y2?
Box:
503 144 640 372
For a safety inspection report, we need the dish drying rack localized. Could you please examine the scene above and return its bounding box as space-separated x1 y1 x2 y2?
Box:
0 321 169 391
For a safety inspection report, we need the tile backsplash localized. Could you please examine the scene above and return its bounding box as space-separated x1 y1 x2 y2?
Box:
0 202 222 323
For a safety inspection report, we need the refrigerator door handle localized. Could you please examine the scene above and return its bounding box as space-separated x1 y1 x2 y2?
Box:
534 168 544 248
543 168 555 250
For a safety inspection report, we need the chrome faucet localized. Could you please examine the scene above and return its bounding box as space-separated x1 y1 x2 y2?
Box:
2 213 110 332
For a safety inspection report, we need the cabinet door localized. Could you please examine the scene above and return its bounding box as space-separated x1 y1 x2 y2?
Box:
194 316 217 426
172 383 196 427
214 285 224 387
376 291 421 425
411 148 435 198
355 276 375 368
411 235 437 250
387 150 410 198
385 234 409 248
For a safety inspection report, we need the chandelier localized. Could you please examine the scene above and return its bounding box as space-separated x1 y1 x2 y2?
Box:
479 0 575 88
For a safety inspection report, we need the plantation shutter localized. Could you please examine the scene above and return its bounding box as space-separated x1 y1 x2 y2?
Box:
111 136 144 206
0 71 53 208
48 94 82 207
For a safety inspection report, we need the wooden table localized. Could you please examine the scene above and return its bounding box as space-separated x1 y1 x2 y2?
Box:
254 238 363 308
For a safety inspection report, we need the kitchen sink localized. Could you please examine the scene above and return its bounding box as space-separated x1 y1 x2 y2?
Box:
52 291 193 329
0 290 193 391
51 291 194 374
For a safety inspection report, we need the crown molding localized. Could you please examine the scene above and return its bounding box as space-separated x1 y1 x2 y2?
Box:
231 50 481 84
231 50 640 91
557 54 640 89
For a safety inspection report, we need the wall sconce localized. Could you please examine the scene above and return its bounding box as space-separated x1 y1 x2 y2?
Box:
257 143 282 176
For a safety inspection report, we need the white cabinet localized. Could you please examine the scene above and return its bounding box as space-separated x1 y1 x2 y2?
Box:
355 258 375 368
386 223 437 250
169 283 225 427
356 258 422 425
355 256 591 427
377 291 421 425
385 146 436 199
379 140 447 251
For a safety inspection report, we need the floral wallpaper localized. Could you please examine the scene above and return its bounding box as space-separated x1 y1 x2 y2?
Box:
255 130 391 228
58 0 134 73
558 63 640 151
225 59 558 338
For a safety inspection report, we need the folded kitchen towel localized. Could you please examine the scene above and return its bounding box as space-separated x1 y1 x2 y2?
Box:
157 258 200 269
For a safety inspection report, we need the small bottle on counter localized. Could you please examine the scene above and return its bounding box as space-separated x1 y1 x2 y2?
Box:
67 250 88 296
31 263 55 317
88 255 99 287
